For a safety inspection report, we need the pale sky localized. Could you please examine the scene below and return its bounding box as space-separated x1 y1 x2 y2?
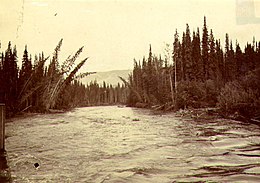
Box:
0 0 260 72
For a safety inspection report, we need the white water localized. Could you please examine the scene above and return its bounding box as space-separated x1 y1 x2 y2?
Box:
5 106 260 182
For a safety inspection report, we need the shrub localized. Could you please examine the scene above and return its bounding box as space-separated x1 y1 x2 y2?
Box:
176 80 208 109
205 79 219 106
217 69 260 118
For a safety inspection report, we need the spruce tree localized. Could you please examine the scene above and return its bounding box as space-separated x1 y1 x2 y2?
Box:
173 29 181 83
3 42 19 113
202 16 209 81
215 39 224 87
184 24 193 80
19 46 32 86
208 29 216 80
224 33 230 82
235 42 244 78
181 32 186 81
224 35 236 82
191 28 203 81
18 46 33 110
229 41 236 81
244 43 256 72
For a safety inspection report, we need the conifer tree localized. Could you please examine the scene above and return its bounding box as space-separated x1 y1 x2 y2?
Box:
208 29 216 80
215 39 224 87
229 41 236 80
235 42 244 77
147 44 154 100
18 46 33 110
202 16 209 80
244 43 256 72
191 28 202 81
184 24 193 80
181 32 186 81
19 46 32 86
173 29 181 83
224 35 236 82
3 42 19 113
224 33 230 82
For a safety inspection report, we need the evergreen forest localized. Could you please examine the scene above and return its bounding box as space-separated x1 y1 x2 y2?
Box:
0 39 127 117
1 17 259 122
124 17 260 121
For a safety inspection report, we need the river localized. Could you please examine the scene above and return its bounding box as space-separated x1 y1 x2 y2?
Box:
5 106 260 182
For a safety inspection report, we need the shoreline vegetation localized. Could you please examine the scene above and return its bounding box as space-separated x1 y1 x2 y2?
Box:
0 39 128 118
122 17 260 125
0 16 259 125
0 39 91 117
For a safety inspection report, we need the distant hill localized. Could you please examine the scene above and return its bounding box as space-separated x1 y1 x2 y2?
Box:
80 70 131 86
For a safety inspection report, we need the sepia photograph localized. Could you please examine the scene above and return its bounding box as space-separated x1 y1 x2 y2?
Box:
0 0 260 182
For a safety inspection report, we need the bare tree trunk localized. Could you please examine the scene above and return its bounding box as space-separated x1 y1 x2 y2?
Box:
169 72 174 104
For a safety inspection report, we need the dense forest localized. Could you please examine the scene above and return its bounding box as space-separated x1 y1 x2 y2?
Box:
85 81 128 106
0 39 127 117
1 17 259 121
125 17 260 121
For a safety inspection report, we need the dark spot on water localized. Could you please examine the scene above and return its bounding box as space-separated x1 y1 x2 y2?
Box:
223 151 230 155
34 163 39 168
132 118 140 121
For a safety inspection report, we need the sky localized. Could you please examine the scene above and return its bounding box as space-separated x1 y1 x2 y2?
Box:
0 0 260 72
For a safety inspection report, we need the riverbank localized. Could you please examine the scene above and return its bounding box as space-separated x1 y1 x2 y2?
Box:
131 102 260 126
7 103 260 127
5 108 68 121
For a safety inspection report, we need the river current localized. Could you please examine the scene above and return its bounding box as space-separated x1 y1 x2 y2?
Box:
5 106 260 182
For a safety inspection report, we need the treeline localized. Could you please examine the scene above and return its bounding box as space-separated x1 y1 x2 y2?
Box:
126 17 260 120
85 81 128 105
0 39 91 117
